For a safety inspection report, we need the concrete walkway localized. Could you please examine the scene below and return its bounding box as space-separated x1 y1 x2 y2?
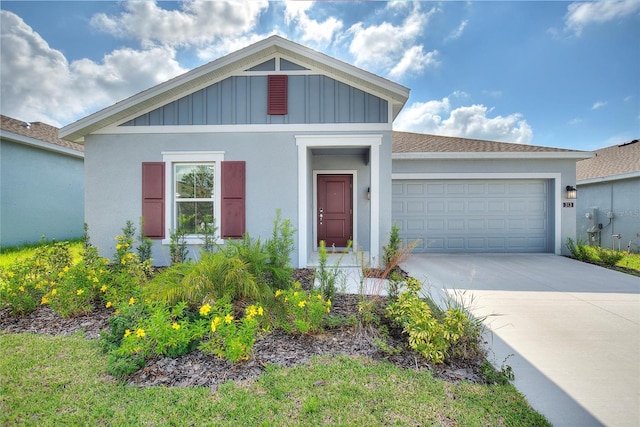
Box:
400 254 639 427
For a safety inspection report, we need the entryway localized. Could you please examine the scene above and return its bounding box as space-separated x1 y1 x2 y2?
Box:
316 174 353 248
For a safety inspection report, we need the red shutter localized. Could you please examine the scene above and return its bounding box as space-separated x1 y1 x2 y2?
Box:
142 162 165 239
221 161 245 239
267 75 288 115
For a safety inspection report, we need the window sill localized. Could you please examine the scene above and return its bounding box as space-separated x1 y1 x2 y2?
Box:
161 237 224 246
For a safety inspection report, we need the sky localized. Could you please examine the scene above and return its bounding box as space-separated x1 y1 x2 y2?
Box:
0 1 638 151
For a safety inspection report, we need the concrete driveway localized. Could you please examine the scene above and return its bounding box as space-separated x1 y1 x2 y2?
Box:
400 254 639 427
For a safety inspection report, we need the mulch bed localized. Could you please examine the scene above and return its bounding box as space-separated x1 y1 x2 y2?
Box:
0 269 486 388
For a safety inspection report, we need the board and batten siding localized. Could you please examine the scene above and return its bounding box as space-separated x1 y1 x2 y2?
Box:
121 75 389 126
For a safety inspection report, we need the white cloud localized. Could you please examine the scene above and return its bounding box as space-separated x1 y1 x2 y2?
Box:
568 118 584 126
284 2 343 45
347 5 439 78
1 11 185 126
90 0 268 47
591 101 607 110
394 97 533 145
445 19 468 42
564 1 640 36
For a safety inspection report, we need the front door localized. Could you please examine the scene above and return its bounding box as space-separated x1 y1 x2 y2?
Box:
317 174 352 248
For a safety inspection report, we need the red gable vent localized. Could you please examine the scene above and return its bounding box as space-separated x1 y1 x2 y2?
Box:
267 75 288 115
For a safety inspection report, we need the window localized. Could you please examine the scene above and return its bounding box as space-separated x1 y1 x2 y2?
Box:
162 151 224 244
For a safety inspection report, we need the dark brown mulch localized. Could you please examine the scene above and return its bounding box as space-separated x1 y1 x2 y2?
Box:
0 268 486 388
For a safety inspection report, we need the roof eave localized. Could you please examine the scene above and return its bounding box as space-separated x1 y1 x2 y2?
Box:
392 151 594 160
1 130 84 158
577 170 640 185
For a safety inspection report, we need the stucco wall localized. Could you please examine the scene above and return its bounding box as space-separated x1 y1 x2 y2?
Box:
84 130 391 266
391 157 579 255
577 177 640 252
0 139 84 247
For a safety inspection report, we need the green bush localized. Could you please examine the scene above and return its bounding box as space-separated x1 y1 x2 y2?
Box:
274 282 331 335
595 247 625 267
386 278 470 364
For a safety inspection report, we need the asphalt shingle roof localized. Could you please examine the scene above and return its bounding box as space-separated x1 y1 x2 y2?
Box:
392 131 582 154
0 115 84 152
576 139 640 181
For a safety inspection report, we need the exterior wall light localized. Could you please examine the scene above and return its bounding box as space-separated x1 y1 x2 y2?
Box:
566 185 577 199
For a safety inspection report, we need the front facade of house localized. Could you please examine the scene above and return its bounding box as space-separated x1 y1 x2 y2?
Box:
576 140 639 251
60 36 409 267
61 36 590 266
0 115 85 248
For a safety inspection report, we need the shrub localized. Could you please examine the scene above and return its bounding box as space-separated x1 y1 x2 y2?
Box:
595 247 625 267
0 262 44 315
274 282 331 335
382 223 401 271
386 278 471 364
566 238 590 261
315 240 349 301
264 209 296 289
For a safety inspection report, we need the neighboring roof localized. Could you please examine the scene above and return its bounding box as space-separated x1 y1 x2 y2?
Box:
0 115 84 157
392 131 593 159
60 35 410 143
576 139 640 184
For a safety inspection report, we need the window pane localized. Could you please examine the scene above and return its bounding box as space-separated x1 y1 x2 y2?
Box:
176 202 214 234
176 164 214 199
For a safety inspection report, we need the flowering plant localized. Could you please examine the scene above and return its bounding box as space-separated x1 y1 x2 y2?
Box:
274 281 331 335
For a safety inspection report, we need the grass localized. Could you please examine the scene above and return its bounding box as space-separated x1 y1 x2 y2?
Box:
617 252 640 272
0 332 550 427
0 239 83 268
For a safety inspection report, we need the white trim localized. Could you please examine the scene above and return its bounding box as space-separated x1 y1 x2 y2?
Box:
94 123 392 135
391 172 563 255
313 170 358 251
161 151 224 245
0 130 84 159
392 152 593 160
577 171 640 185
297 134 382 266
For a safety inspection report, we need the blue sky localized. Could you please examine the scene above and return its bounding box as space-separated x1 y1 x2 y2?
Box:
1 1 638 150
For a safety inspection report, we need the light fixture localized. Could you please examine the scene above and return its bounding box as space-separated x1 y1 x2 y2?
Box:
566 185 577 199
366 187 370 200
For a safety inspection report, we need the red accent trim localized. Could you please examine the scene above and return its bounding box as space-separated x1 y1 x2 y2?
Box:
267 75 288 115
142 162 165 239
221 161 245 238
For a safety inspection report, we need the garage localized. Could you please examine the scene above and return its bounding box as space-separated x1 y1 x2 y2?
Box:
392 179 552 253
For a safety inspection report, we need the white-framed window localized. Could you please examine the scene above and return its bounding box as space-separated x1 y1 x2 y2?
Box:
162 151 224 244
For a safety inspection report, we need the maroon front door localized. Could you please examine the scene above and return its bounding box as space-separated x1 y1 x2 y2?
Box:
317 174 352 248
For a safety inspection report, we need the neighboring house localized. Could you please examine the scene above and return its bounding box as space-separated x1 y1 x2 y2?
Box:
576 139 640 251
60 36 590 267
0 115 84 248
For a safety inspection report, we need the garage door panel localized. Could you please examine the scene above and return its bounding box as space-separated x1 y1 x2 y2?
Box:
392 179 550 253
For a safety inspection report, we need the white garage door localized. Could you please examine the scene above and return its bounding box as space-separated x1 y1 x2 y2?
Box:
392 179 551 253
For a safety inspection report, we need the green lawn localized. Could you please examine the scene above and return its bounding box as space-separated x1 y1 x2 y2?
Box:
0 240 83 268
0 332 549 426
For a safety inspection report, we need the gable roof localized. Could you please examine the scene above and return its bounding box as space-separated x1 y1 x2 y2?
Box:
0 115 84 158
392 131 593 159
576 139 640 183
60 35 410 143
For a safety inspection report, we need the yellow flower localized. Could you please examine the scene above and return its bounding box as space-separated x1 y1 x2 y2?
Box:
298 300 307 308
124 329 132 338
211 317 222 332
115 244 122 250
317 294 323 300
106 301 113 308
92 277 99 283
63 266 70 272
135 328 145 338
7 271 14 278
129 297 135 305
246 305 257 317
326 299 332 307
100 285 107 293
89 270 96 275
41 296 49 305
293 291 299 297
199 303 211 316
18 286 25 292
257 306 264 316
120 258 126 265
275 289 283 297
51 289 57 296
172 322 180 330
76 289 84 296
224 314 233 324
58 271 65 279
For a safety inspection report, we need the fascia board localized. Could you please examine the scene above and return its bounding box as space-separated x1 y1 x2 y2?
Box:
392 151 594 160
577 171 640 185
1 130 84 159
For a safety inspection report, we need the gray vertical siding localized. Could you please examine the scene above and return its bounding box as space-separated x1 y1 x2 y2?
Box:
122 75 388 126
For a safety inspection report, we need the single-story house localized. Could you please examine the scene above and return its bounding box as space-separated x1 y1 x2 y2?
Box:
0 115 84 248
59 35 591 267
576 139 639 251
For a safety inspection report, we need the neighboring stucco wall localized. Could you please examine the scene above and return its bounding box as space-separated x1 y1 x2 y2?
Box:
576 177 640 252
0 139 84 248
391 157 579 255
